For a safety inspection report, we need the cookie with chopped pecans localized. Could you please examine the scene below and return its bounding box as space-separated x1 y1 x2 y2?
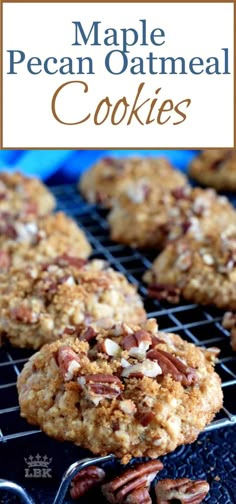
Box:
17 319 222 462
0 171 55 217
189 149 236 191
0 258 146 349
108 185 236 249
144 224 236 310
79 157 187 207
0 211 91 272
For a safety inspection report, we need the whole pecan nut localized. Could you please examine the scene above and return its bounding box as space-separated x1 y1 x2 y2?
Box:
70 465 105 500
56 346 81 382
78 373 123 405
102 460 163 504
147 349 198 387
155 478 210 504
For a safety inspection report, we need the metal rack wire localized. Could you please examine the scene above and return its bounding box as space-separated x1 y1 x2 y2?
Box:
0 184 236 503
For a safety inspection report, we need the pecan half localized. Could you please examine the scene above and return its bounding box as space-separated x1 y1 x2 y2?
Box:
147 349 198 387
56 346 81 382
123 486 151 503
122 330 152 360
155 478 210 504
78 373 123 405
102 460 163 504
70 465 105 500
148 283 181 304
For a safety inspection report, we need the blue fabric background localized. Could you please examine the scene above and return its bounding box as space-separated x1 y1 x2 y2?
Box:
0 150 199 183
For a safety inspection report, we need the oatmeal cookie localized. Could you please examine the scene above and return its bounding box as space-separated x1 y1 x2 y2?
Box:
0 171 55 216
0 211 91 271
0 258 146 349
144 224 236 310
108 185 236 249
79 157 187 207
17 319 222 462
189 149 236 191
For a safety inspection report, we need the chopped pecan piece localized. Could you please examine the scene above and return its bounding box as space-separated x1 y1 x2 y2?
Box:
222 311 236 330
78 373 123 405
119 400 137 415
147 349 198 387
63 326 77 336
70 465 105 499
102 460 163 504
2 223 17 239
122 330 152 360
54 254 87 269
10 304 39 324
103 157 125 171
171 187 191 200
121 359 162 379
56 346 81 382
150 335 166 348
0 250 11 270
175 250 192 271
78 326 98 342
137 411 156 427
148 283 181 304
99 338 121 357
155 478 210 504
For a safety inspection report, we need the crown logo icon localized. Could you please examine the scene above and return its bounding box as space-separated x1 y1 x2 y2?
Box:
24 454 52 468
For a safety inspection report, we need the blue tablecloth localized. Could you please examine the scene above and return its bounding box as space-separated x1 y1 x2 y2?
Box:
0 150 199 183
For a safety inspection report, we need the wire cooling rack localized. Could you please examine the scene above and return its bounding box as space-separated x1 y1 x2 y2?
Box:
0 183 236 503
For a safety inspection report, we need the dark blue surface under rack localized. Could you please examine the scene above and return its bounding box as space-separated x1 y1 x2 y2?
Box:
0 184 236 503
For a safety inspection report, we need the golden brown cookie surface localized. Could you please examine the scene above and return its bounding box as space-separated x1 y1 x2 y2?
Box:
0 258 146 349
79 157 187 207
190 149 236 191
17 319 222 462
144 224 236 310
0 171 55 216
0 211 92 272
108 186 236 249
